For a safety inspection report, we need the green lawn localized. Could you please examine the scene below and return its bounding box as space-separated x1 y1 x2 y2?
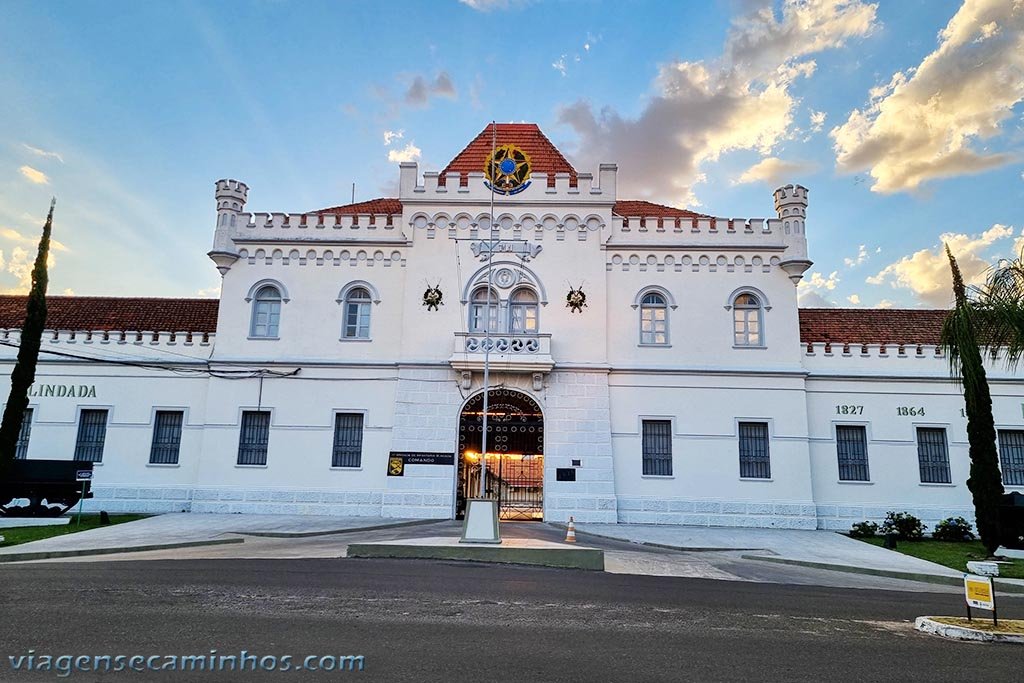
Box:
859 537 1024 579
0 514 147 548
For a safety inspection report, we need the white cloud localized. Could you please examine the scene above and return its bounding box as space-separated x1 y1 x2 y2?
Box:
846 294 861 305
798 290 836 307
404 72 457 106
458 0 525 11
559 0 877 205
383 129 404 146
734 156 817 185
876 299 894 309
0 226 69 252
802 270 841 291
1 245 57 294
866 223 1014 306
843 244 869 268
195 285 219 298
831 0 1024 193
809 109 826 132
552 56 567 77
62 288 75 296
18 166 49 185
387 142 422 163
22 144 64 164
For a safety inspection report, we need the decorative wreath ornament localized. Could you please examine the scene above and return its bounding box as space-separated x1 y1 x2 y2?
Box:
566 286 587 313
422 284 444 311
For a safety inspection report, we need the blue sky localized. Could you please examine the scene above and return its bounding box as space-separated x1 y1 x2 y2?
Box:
1 0 1021 308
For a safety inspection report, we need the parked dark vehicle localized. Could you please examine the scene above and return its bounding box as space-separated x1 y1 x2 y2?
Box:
998 491 1024 550
0 460 93 517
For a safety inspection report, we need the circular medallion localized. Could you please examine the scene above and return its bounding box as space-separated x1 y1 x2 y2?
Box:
493 267 517 288
484 144 532 195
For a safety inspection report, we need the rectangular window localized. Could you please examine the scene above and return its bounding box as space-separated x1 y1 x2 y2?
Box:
251 300 280 338
343 302 371 339
998 429 1024 486
641 420 672 476
15 408 32 459
332 413 364 468
916 427 951 484
640 308 667 345
836 425 869 481
149 410 184 465
738 422 771 479
237 411 271 466
74 409 108 463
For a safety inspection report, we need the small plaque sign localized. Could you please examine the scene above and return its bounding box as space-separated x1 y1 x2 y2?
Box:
387 452 455 476
75 470 93 482
389 452 455 466
964 575 995 611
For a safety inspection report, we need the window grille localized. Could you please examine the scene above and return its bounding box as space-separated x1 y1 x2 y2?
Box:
916 427 951 484
149 410 184 465
74 409 109 463
836 425 869 481
642 420 672 476
738 421 771 478
332 413 364 468
237 411 271 466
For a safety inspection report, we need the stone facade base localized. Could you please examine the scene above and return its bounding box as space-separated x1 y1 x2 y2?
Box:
616 497 819 529
83 485 451 519
815 504 976 531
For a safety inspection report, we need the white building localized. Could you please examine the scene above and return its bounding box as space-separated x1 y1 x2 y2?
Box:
3 123 1023 530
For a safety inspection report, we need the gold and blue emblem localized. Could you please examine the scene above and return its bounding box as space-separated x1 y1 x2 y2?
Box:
484 144 531 195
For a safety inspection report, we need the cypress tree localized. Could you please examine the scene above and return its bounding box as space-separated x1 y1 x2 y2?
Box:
0 199 54 475
941 245 1004 555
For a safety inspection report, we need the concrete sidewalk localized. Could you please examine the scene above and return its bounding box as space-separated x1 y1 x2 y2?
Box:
0 513 435 562
573 523 972 582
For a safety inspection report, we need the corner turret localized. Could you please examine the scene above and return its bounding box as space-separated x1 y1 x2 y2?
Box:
209 179 249 275
773 184 812 284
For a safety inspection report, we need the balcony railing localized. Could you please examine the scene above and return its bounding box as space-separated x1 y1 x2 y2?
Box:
450 332 554 373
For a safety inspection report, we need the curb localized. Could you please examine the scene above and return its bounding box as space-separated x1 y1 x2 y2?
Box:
915 616 1024 643
347 542 605 571
237 518 446 539
740 554 1024 594
545 524 760 552
0 537 245 563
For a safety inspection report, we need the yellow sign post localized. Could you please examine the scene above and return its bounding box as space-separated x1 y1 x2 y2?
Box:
963 574 997 626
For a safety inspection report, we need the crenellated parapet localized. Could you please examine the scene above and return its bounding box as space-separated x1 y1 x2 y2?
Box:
0 328 215 362
408 210 605 242
398 162 618 204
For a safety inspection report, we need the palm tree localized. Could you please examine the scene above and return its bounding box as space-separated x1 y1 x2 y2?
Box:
940 245 1003 556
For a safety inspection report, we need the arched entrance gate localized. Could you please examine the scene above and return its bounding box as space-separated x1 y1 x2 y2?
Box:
456 389 544 521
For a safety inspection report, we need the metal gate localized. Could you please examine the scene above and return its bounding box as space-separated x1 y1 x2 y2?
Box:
456 389 544 521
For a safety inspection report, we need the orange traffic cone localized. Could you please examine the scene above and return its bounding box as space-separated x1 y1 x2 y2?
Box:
565 516 577 543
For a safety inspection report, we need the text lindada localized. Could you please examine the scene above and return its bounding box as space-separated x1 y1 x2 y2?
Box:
27 384 98 398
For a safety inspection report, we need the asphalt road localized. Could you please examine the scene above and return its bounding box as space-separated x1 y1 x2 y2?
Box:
1 558 1021 682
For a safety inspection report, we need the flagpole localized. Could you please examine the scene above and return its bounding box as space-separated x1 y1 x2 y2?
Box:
480 121 496 498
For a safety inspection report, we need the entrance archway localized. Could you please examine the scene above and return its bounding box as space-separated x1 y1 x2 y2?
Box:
456 388 544 521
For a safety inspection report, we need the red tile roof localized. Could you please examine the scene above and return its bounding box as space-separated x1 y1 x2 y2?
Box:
441 123 577 188
0 296 219 333
316 197 402 216
612 200 710 220
799 308 950 345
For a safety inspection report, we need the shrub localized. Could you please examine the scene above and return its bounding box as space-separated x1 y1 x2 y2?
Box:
932 516 976 542
849 521 879 538
880 511 927 540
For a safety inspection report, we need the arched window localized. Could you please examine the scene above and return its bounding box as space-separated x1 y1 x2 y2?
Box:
469 287 499 333
250 285 282 338
639 292 668 345
733 293 763 346
342 287 372 339
509 288 539 334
